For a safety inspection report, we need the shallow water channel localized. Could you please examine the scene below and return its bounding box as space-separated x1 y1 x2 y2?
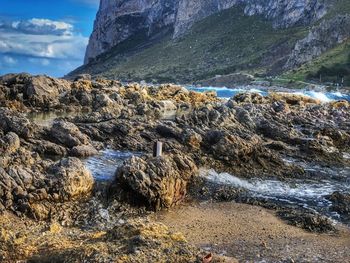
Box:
201 163 350 225
83 149 139 181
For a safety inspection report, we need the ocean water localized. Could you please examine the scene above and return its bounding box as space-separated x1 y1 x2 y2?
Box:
187 85 350 102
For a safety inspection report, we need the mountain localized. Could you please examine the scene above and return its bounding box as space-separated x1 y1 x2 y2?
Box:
68 0 350 85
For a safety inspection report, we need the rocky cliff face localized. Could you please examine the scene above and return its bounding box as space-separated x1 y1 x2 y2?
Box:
174 0 326 38
285 14 350 69
85 0 177 64
85 0 327 63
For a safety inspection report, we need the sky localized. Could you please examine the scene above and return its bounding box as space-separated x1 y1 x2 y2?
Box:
0 0 99 77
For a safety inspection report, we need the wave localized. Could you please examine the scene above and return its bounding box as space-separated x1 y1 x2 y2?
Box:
201 169 349 200
187 85 350 102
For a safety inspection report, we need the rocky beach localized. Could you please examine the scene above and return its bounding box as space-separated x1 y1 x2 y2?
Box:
0 73 349 262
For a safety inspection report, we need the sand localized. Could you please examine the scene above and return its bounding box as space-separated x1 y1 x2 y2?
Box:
155 201 350 262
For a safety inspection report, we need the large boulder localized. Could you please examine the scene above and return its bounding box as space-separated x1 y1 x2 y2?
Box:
0 108 34 139
115 153 198 210
24 75 71 107
50 121 90 148
48 157 94 201
1 132 20 154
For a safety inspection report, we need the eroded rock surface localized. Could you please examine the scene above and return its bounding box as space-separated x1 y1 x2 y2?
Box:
115 153 198 210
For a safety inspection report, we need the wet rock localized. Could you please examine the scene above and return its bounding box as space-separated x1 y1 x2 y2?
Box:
327 192 350 216
50 121 90 148
115 153 198 210
48 157 94 201
213 186 244 202
277 209 336 233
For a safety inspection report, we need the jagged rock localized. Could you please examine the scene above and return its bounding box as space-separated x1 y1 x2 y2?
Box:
277 209 336 233
48 158 94 201
327 192 350 216
207 133 261 163
183 129 202 149
0 108 34 139
74 74 92 81
50 121 90 148
115 153 198 210
3 132 20 154
70 145 98 157
31 139 68 157
272 101 290 113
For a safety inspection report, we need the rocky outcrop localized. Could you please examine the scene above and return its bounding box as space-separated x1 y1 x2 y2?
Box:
115 153 198 210
285 15 350 69
50 121 90 148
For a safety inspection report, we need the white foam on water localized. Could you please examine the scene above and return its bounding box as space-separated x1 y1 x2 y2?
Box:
248 88 264 93
201 169 347 200
330 91 344 97
188 85 350 102
306 91 333 103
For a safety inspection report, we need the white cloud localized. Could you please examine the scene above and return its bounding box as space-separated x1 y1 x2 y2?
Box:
0 18 88 61
0 17 91 76
2 55 17 65
0 18 74 36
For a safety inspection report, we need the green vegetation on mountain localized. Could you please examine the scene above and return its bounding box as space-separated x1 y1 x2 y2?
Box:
284 41 350 86
70 6 307 83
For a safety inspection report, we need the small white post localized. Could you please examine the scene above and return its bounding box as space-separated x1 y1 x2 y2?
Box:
153 141 163 157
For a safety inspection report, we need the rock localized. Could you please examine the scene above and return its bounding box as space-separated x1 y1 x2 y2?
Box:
327 192 350 216
74 74 91 81
0 108 34 139
209 133 261 163
50 121 90 148
24 75 70 107
115 153 198 210
277 209 336 233
93 93 114 109
70 145 98 157
32 139 67 156
48 158 94 201
233 93 265 104
3 132 20 154
272 101 290 113
183 130 202 149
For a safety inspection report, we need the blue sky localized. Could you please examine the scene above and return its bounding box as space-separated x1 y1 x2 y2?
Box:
0 0 99 77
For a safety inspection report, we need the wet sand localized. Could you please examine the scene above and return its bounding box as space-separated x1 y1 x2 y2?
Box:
155 202 350 262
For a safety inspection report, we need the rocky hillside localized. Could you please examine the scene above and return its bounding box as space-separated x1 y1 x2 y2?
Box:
68 0 350 84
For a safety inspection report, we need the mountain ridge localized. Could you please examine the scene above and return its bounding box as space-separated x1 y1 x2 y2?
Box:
68 0 350 85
